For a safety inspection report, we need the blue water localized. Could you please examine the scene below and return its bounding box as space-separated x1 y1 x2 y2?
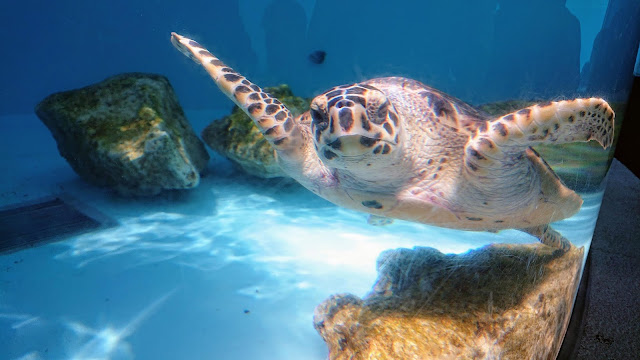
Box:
2 0 638 117
1 1 639 359
0 111 604 359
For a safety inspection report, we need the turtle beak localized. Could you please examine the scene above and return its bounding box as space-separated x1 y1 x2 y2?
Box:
323 135 381 157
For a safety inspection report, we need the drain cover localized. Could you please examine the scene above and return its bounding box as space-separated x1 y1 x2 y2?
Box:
0 197 114 254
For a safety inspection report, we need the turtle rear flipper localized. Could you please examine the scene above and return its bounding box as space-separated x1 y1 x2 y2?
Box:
367 214 394 226
170 32 302 151
520 225 572 253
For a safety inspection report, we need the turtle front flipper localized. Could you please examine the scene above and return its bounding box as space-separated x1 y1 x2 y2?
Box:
171 32 301 151
464 98 615 186
459 98 614 252
465 98 614 166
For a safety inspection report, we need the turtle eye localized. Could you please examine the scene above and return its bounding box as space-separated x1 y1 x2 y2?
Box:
375 100 389 124
311 108 328 126
311 108 329 142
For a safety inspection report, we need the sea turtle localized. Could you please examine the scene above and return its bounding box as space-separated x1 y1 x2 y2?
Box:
171 33 614 252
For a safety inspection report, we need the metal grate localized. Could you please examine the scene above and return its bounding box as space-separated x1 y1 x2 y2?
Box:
0 197 111 254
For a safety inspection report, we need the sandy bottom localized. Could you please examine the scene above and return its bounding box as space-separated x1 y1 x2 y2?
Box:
0 111 602 360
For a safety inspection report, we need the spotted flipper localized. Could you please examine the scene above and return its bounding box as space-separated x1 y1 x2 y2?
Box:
465 98 615 172
170 32 302 151
460 98 614 251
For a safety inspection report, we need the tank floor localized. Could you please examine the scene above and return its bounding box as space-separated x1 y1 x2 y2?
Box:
574 159 640 359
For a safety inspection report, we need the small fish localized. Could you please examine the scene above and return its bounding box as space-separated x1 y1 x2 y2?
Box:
308 50 326 65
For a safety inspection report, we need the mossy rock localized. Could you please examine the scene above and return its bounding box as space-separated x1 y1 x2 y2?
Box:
315 243 584 359
202 84 310 179
36 73 210 196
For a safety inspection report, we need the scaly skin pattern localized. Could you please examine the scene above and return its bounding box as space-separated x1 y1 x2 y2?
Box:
171 33 614 252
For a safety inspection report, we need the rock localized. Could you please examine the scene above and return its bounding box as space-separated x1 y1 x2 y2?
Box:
35 73 209 196
201 84 309 179
314 243 584 360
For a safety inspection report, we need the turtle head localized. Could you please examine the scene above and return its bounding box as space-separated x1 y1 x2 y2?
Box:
310 84 402 169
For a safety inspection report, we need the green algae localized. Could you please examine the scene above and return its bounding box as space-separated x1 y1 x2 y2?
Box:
35 73 209 196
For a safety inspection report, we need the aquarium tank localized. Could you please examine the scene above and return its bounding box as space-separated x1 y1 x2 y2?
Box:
1 0 639 359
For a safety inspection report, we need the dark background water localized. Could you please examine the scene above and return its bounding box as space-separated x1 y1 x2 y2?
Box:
1 0 638 114
1 0 639 174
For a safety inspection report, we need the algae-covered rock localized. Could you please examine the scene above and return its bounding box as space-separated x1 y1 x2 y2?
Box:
479 100 625 191
201 84 309 179
35 73 209 196
314 244 584 360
